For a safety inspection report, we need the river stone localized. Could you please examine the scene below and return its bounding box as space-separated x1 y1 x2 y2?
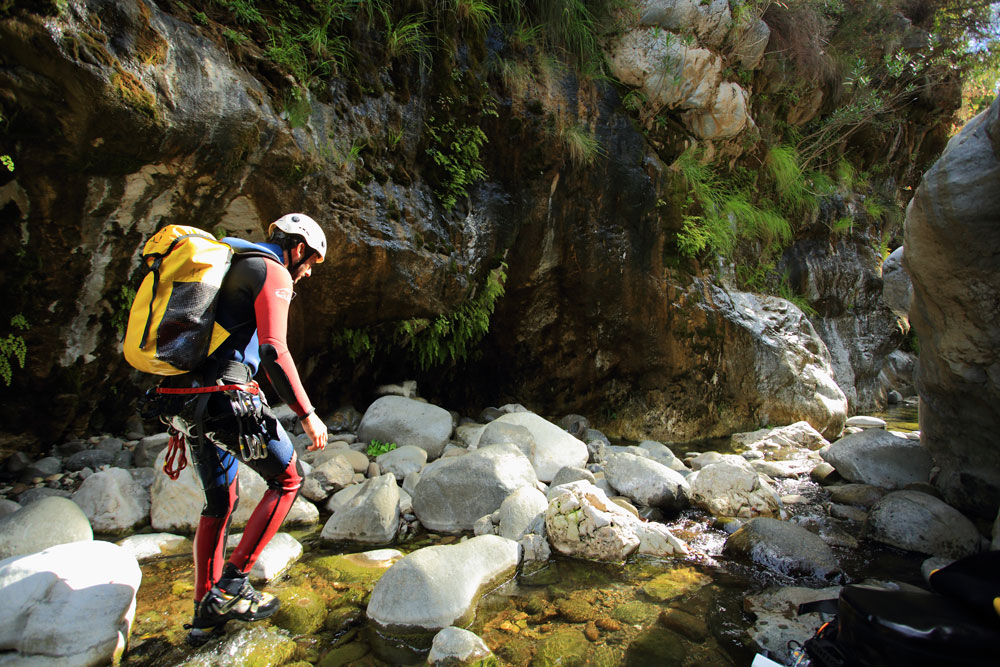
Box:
476 420 536 457
636 440 687 471
497 485 548 540
550 466 597 489
64 449 116 472
845 415 887 429
24 456 62 479
827 484 886 509
149 444 317 531
226 531 302 581
723 517 841 581
321 474 400 544
821 429 933 489
745 585 843 664
71 467 150 534
301 455 355 501
412 443 538 532
116 533 190 562
16 487 73 504
0 496 93 559
481 412 588 482
357 396 453 460
904 95 1000 516
865 490 983 558
688 462 782 518
0 540 141 665
0 499 20 518
732 421 830 453
545 481 686 562
366 535 519 632
455 423 486 448
181 625 297 666
689 451 748 471
427 626 494 666
605 452 690 510
377 444 428 481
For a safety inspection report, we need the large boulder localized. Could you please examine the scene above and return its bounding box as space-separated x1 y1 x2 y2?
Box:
0 496 93 559
709 286 848 439
357 396 453 460
366 535 519 633
865 490 983 558
723 517 841 581
485 412 588 482
604 452 690 510
71 467 150 535
904 94 1000 517
881 246 912 324
0 540 141 665
412 444 538 532
821 429 933 489
320 474 400 544
545 481 687 562
497 486 549 540
688 462 782 518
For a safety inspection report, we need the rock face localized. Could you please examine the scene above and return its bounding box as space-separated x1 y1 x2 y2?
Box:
904 95 1000 517
0 540 141 665
366 535 519 633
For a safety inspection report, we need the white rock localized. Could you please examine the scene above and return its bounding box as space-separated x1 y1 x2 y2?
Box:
845 416 887 429
866 490 983 559
689 462 782 518
605 452 690 510
367 535 519 631
487 412 588 482
498 486 549 540
428 626 494 666
116 533 190 562
226 531 302 581
0 541 141 665
321 474 400 544
72 467 150 534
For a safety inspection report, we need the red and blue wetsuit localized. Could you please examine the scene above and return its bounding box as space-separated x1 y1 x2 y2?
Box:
191 240 312 602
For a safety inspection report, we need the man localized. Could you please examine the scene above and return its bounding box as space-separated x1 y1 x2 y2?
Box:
177 213 329 645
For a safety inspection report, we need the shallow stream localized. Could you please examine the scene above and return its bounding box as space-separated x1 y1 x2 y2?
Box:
123 406 925 666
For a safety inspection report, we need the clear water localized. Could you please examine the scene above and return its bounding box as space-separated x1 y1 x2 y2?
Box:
123 408 928 666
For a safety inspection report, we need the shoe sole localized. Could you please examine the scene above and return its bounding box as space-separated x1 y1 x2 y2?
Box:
185 621 227 647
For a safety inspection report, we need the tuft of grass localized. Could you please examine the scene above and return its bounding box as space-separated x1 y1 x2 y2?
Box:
830 216 855 236
384 12 433 67
765 145 813 213
560 124 603 168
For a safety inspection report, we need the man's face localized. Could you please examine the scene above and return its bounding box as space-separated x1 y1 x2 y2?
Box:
289 243 321 284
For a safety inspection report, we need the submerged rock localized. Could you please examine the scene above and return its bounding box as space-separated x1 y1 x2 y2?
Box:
427 626 495 666
724 517 841 581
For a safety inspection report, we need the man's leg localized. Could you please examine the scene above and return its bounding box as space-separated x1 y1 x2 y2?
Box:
227 419 302 576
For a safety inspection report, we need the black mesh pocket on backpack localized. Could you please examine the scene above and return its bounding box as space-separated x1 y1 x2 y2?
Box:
156 282 220 370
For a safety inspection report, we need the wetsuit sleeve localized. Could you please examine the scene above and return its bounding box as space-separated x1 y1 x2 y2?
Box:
254 262 315 418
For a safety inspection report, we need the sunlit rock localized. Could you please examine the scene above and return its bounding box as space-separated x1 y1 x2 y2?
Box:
821 429 933 489
428 626 495 666
866 490 983 558
688 461 782 517
485 412 588 482
358 396 453 461
321 474 400 544
366 535 519 632
71 467 149 534
0 496 92 559
604 452 690 511
904 94 1000 517
0 541 141 665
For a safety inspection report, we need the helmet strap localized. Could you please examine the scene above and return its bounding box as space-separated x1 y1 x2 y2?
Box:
287 244 315 275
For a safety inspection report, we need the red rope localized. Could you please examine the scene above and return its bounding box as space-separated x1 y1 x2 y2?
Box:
163 432 188 480
157 382 259 396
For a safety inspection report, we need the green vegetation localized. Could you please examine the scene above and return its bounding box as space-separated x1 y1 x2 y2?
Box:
0 314 28 387
365 440 397 457
425 92 497 210
333 262 507 370
111 286 137 337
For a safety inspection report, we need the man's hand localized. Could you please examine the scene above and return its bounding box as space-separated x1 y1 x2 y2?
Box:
301 411 328 451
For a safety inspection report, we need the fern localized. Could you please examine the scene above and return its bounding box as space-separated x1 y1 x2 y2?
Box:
0 314 28 387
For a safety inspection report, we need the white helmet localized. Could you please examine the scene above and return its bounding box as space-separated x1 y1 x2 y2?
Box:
268 213 327 263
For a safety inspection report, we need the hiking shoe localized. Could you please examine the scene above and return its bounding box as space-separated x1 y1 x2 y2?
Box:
184 578 279 646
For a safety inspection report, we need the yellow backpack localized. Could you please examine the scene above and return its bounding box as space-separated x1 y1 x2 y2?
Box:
123 225 234 375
